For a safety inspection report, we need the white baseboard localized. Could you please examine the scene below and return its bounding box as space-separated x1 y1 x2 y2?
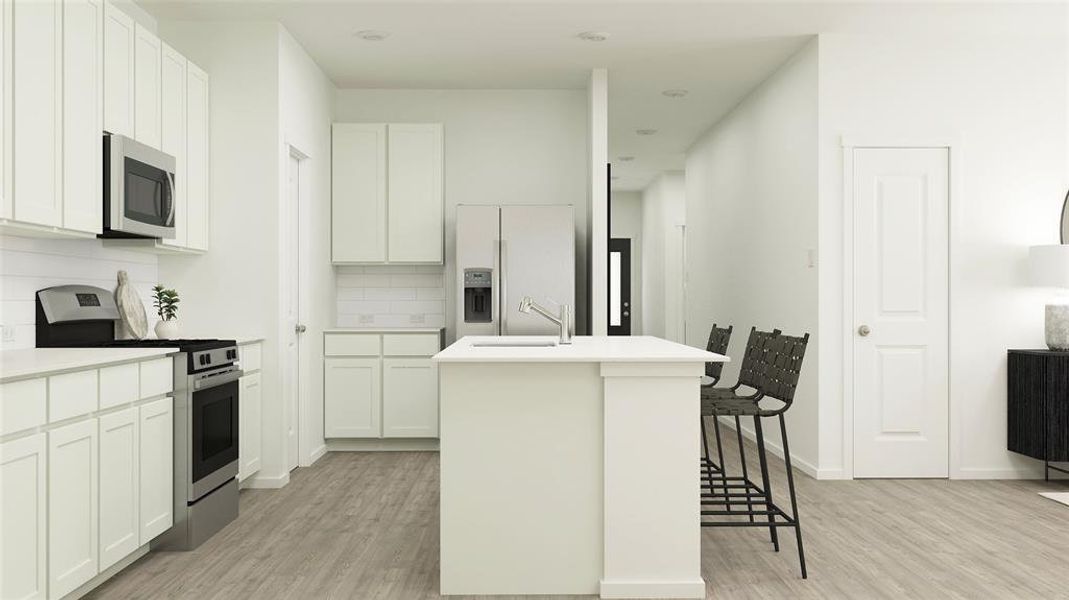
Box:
714 417 820 479
954 466 1046 480
242 471 290 489
326 438 439 452
600 578 705 599
304 443 327 466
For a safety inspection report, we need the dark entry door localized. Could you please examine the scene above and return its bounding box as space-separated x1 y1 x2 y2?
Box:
608 238 632 336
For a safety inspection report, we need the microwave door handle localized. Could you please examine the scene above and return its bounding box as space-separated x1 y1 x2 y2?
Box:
165 173 176 226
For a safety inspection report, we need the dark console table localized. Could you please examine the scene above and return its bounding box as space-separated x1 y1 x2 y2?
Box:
1008 350 1069 480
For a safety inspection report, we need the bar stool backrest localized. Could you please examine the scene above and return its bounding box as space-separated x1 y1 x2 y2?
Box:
761 333 810 410
705 324 733 382
737 327 781 390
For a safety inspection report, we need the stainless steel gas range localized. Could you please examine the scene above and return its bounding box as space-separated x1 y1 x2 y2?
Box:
36 285 242 550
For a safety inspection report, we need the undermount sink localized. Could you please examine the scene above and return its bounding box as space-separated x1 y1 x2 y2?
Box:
470 339 559 348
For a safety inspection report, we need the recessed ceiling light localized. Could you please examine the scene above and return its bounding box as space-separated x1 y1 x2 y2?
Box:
354 29 390 41
636 129 657 136
617 156 635 162
662 89 689 98
577 31 610 42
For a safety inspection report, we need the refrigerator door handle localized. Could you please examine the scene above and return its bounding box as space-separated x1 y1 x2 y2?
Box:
500 239 508 335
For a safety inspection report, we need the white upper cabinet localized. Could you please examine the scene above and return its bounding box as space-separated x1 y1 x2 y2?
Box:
12 0 63 227
102 2 134 137
332 123 387 263
1 433 48 600
132 23 160 149
1 0 11 221
185 60 209 251
62 0 104 234
387 124 443 263
160 43 187 249
332 123 443 264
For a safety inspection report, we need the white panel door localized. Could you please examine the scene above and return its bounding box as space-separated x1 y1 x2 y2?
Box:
239 372 262 481
382 358 438 438
853 147 949 478
185 61 209 250
159 43 187 248
12 0 62 227
1 0 11 220
1 434 47 600
49 419 100 599
139 397 173 544
99 407 140 571
324 357 381 438
500 205 575 335
132 23 160 148
62 0 104 234
332 123 387 263
387 123 443 263
102 2 134 137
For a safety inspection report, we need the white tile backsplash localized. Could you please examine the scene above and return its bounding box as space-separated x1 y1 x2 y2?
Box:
335 265 447 329
0 235 160 350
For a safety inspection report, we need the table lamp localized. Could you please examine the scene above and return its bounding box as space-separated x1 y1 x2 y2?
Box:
1030 244 1069 350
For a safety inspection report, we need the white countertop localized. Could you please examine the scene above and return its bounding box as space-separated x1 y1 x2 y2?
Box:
434 336 728 364
1 347 178 382
325 328 445 334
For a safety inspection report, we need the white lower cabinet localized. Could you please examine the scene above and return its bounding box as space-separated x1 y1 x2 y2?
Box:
138 397 173 544
324 357 381 438
382 358 439 438
0 433 48 600
239 372 262 481
49 419 99 599
98 407 139 571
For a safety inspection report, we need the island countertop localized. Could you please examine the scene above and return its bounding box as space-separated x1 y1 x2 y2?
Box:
434 335 728 364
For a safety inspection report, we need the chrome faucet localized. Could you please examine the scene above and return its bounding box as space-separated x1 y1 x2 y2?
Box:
519 297 572 345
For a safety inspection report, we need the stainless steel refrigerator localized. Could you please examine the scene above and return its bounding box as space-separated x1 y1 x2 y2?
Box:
456 204 575 337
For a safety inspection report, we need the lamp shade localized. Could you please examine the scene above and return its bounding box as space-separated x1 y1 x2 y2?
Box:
1030 245 1069 288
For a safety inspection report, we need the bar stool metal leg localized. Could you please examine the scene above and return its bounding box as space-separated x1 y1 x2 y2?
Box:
711 417 731 510
700 416 718 496
779 413 807 579
735 415 755 522
754 416 779 551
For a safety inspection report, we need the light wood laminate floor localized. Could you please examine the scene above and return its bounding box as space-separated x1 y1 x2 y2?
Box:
88 445 1069 599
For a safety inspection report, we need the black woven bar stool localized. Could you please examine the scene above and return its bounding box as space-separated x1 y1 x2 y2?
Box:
699 324 733 483
699 332 810 579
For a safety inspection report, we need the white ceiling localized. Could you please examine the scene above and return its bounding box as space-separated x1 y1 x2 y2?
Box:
141 1 1066 191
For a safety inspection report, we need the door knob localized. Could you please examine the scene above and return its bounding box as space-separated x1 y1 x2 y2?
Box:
858 325 871 337
295 324 307 334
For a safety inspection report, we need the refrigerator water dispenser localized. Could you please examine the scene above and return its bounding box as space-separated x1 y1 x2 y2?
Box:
464 268 493 323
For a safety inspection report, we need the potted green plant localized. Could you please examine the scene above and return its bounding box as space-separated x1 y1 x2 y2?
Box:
152 285 181 339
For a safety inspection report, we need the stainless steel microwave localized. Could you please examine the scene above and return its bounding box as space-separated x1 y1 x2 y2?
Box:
102 134 176 239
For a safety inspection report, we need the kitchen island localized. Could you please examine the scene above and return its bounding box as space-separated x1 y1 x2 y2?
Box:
433 336 727 599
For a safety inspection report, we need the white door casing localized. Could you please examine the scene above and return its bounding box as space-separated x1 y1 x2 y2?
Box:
851 147 950 479
283 151 301 471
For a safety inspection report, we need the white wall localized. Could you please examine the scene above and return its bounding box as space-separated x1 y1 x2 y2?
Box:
817 31 1068 479
640 172 685 340
684 39 820 472
610 191 642 334
333 89 589 341
589 69 609 335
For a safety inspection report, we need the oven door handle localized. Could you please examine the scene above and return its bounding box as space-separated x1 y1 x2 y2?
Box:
194 369 244 391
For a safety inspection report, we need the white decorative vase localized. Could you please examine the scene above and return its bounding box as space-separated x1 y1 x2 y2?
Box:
1046 304 1069 351
155 319 179 340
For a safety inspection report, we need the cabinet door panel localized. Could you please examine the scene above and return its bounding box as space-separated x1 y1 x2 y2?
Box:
332 123 387 263
239 373 262 481
185 61 209 250
324 357 381 438
62 0 104 234
132 23 160 148
160 43 187 248
382 358 438 438
99 407 140 571
102 2 134 137
139 397 173 544
387 123 443 263
12 0 62 226
49 419 99 599
1 434 47 600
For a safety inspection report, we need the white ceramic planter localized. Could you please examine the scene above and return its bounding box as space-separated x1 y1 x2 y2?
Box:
155 319 179 340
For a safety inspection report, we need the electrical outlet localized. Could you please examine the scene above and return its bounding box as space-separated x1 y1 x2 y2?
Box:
358 314 375 325
409 314 426 325
1 325 15 343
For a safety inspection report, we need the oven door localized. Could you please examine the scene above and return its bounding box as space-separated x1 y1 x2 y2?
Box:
105 134 176 239
190 375 240 501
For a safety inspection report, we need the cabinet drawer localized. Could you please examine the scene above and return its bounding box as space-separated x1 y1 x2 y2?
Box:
240 343 262 373
324 334 381 357
100 363 140 410
139 357 173 398
382 334 440 356
0 378 47 435
49 370 99 423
